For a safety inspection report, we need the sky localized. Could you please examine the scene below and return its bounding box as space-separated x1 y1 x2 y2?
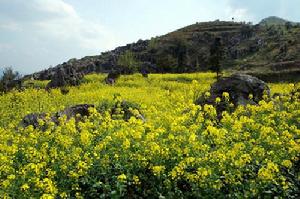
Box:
0 0 300 74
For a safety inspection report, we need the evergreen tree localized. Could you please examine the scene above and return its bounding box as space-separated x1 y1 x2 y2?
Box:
209 37 224 79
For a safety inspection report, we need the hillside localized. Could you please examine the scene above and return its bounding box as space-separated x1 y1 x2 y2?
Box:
28 17 300 81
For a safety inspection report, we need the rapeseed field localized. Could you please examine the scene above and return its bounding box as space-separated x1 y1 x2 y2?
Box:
0 73 299 198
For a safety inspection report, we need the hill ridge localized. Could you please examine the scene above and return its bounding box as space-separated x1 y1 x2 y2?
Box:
27 17 300 80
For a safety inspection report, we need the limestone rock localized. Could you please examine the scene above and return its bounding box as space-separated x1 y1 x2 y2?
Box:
20 104 94 128
196 73 270 115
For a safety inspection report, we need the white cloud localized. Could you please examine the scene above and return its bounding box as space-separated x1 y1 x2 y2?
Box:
187 0 251 23
0 0 121 73
0 20 22 31
226 7 251 22
31 0 119 51
0 43 13 52
34 0 77 17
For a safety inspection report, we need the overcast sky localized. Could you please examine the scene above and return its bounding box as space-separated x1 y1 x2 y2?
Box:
0 0 300 74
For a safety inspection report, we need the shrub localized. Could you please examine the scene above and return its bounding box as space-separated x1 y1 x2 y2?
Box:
0 67 21 93
117 50 140 74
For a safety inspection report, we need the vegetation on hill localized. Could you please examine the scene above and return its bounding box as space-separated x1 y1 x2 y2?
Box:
27 17 300 81
259 16 299 26
259 16 289 26
117 50 140 74
0 73 299 198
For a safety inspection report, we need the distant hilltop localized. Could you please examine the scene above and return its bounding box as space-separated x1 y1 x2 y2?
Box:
259 16 299 26
27 16 300 81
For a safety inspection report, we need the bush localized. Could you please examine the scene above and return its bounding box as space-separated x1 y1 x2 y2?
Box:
117 50 140 74
0 67 21 93
97 94 144 121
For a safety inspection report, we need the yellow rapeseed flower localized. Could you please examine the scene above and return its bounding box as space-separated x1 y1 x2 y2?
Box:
117 174 127 182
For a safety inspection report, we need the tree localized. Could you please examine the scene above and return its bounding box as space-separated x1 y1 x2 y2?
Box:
285 22 292 30
0 67 21 92
241 25 253 39
209 37 224 79
169 37 188 72
148 37 159 51
117 50 140 74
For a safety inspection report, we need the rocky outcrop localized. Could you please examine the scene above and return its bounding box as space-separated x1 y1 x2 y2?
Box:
196 74 270 115
104 71 121 85
56 104 94 120
20 113 48 128
46 65 83 89
20 100 146 129
20 104 94 128
211 74 270 104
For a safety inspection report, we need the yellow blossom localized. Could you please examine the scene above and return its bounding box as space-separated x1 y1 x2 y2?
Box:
117 174 127 182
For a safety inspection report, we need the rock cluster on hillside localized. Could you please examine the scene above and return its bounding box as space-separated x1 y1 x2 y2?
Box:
46 65 83 89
